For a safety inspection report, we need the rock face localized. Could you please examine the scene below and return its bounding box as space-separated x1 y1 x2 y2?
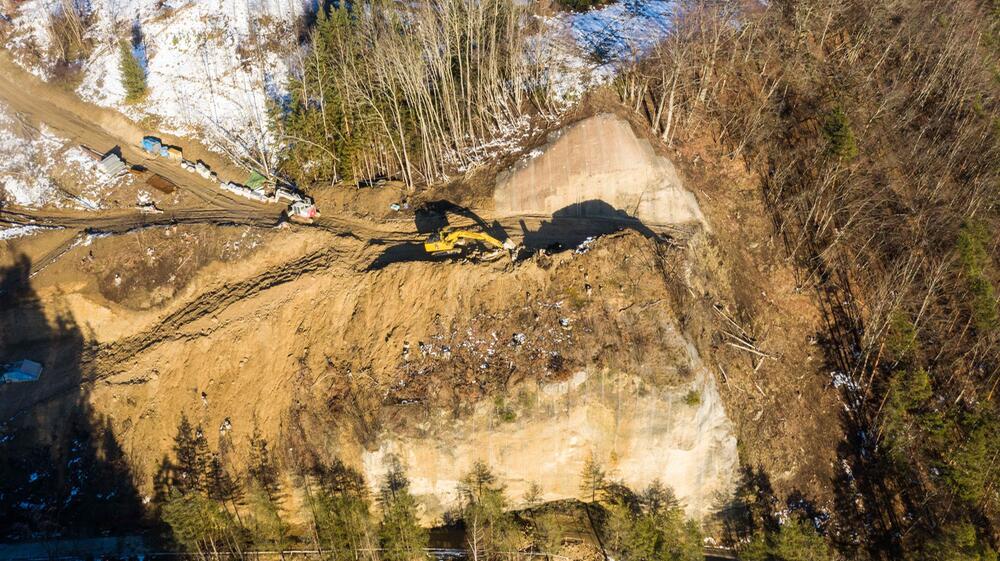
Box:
494 114 707 228
363 334 738 522
363 115 733 523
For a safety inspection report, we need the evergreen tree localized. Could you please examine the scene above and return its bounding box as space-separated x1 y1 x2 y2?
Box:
206 454 241 506
172 415 210 495
958 221 999 333
822 107 858 160
118 40 147 103
162 489 240 557
377 457 428 561
945 407 1000 505
601 481 702 561
244 425 288 551
161 418 244 557
579 455 607 503
522 481 543 509
247 426 279 500
246 482 288 552
741 518 832 561
310 460 375 561
458 461 521 561
918 521 998 561
280 5 358 186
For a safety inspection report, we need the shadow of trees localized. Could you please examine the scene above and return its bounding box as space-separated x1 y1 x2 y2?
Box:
714 465 836 558
0 254 144 540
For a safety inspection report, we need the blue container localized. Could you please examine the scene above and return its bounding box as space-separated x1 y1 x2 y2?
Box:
141 136 161 154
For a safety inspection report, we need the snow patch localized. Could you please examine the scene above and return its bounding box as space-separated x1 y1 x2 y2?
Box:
0 225 58 241
71 1 306 164
536 1 675 103
0 99 129 209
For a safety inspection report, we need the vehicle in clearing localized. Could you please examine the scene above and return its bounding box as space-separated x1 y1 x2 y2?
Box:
288 199 320 224
141 135 183 159
141 136 169 157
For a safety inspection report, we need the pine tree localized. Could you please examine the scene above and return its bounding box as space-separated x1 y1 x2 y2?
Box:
173 415 209 495
919 521 998 561
958 221 999 333
206 454 240 506
118 40 147 103
579 455 606 504
742 518 832 561
305 460 376 561
945 407 999 505
378 457 428 561
247 426 279 500
246 483 288 552
310 487 373 561
522 481 543 509
601 481 702 561
458 462 519 561
162 488 241 557
821 107 858 161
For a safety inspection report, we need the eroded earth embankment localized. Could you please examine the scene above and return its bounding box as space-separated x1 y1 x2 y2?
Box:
1 113 739 527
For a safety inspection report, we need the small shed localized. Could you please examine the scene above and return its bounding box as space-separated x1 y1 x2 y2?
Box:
141 136 162 154
166 146 183 161
97 153 127 176
1 360 43 384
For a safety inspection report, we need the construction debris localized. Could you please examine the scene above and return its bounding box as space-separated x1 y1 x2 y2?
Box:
139 133 319 220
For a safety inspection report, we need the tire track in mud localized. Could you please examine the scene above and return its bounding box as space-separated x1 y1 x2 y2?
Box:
2 207 286 276
1 207 283 232
26 231 86 279
6 234 376 414
91 236 365 374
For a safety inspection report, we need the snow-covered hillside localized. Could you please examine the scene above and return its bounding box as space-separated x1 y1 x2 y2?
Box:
538 0 674 102
6 0 309 167
4 0 675 178
0 99 131 212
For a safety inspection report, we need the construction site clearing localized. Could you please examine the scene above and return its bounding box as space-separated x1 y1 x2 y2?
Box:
138 135 319 222
0 100 844 557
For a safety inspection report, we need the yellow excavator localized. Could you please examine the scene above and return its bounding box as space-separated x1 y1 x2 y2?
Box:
424 227 517 258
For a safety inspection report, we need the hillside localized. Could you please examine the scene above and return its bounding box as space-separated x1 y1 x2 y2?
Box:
1 1 998 561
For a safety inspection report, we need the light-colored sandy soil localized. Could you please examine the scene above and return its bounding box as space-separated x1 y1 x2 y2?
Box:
494 114 707 228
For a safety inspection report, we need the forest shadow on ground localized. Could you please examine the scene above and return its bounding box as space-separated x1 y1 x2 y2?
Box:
0 253 145 541
713 465 829 554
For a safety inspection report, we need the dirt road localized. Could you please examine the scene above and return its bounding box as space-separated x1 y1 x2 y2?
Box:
0 51 269 211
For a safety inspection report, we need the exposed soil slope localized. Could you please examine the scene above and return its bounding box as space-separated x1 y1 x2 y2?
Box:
494 114 706 228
